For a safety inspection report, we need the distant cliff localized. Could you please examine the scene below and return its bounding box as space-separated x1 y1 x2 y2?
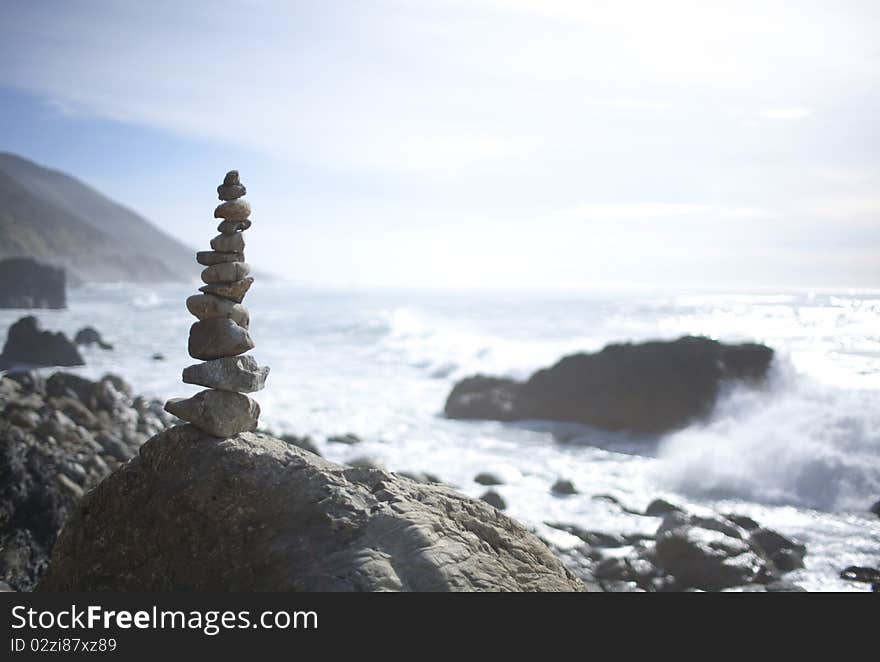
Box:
0 153 194 283
0 257 66 308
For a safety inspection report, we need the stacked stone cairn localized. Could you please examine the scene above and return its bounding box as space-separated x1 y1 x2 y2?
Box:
164 171 269 436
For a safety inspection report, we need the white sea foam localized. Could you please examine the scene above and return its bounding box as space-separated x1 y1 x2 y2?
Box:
656 361 880 512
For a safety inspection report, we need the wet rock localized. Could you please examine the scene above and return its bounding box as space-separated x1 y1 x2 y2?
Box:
870 500 880 518
645 498 685 517
840 566 880 585
545 523 629 548
749 528 806 570
444 375 521 421
445 336 774 433
551 479 579 495
73 327 112 350
655 521 770 591
327 433 362 445
724 513 761 531
481 490 507 510
0 317 83 370
474 472 504 486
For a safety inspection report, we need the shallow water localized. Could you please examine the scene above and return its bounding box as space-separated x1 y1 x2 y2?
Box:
3 282 878 591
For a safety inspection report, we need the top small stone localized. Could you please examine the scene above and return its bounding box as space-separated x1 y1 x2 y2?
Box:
223 170 240 186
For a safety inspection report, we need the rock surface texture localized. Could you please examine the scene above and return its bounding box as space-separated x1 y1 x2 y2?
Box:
164 171 268 436
39 425 585 592
0 371 174 590
445 336 774 433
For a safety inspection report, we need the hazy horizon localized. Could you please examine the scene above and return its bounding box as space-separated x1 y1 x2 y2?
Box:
1 0 878 290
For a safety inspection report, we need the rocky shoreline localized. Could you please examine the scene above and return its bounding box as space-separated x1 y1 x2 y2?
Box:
1 369 875 592
0 370 173 590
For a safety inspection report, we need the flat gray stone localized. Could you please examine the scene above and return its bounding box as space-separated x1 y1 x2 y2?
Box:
217 218 251 234
217 183 246 201
188 318 254 361
182 355 269 393
163 390 259 437
201 262 250 284
196 251 245 266
185 294 249 328
210 232 245 253
199 278 254 303
214 199 251 221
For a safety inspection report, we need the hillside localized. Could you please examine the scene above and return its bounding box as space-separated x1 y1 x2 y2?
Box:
0 153 194 283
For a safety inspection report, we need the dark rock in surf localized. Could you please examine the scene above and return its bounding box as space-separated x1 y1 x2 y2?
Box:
480 490 507 510
474 472 503 486
38 426 584 591
74 327 112 350
551 479 579 496
327 433 361 445
0 316 83 370
444 336 774 434
0 257 66 309
444 375 521 422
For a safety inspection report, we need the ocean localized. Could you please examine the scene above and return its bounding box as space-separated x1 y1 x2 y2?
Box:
3 282 878 591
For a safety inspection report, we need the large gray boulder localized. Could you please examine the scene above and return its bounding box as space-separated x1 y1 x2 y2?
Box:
39 425 584 592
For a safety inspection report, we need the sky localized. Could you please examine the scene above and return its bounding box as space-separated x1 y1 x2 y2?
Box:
0 0 878 289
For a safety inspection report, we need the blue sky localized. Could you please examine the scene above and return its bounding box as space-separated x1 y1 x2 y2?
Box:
1 0 878 288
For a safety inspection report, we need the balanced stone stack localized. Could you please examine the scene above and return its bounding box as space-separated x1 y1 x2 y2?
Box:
164 171 269 437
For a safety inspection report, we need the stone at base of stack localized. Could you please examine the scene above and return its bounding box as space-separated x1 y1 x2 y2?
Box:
164 170 269 437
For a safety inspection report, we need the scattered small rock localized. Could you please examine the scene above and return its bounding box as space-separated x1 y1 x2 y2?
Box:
840 566 880 585
474 472 503 486
327 433 362 445
480 490 507 510
551 479 579 496
74 327 113 350
644 498 684 517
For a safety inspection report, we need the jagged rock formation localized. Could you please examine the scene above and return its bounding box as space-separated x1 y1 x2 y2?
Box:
445 336 774 434
0 257 66 309
0 316 83 370
38 425 585 591
164 171 268 436
0 371 173 590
